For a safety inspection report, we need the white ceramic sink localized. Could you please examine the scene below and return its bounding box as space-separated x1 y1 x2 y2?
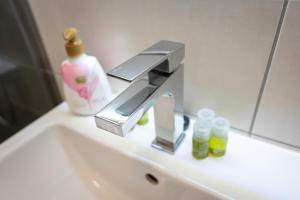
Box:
0 124 223 200
1 103 300 200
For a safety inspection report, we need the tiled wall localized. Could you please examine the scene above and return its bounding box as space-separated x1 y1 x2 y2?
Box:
28 0 300 149
253 0 300 148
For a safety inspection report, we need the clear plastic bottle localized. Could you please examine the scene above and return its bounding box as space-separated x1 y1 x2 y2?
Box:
192 109 215 160
209 117 230 157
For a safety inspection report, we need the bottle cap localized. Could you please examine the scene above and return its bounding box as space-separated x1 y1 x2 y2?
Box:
197 108 215 123
193 108 215 139
63 28 84 57
193 124 211 140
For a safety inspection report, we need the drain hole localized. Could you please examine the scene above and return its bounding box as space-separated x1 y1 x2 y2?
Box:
145 173 159 185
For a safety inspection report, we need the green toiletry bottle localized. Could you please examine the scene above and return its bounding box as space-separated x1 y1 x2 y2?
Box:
137 112 149 125
209 117 230 157
192 109 215 160
129 112 149 132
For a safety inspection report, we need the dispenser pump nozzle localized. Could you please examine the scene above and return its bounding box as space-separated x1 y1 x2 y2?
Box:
63 28 84 57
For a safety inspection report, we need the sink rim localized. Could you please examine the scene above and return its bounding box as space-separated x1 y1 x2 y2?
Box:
2 102 298 199
0 121 229 200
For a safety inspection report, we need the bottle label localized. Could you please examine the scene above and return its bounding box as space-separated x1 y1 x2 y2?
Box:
192 137 209 159
209 136 227 150
61 63 100 109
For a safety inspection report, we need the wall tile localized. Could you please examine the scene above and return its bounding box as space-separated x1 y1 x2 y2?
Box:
29 0 284 131
253 1 300 147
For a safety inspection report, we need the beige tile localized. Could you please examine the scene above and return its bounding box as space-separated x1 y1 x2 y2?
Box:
29 0 284 131
28 0 66 74
253 1 300 147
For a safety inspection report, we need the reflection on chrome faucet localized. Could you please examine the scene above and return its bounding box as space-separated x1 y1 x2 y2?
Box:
95 40 185 153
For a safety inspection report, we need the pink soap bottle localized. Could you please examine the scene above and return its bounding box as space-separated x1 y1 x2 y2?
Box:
61 28 112 115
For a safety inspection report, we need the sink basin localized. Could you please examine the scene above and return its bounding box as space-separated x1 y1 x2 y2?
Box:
0 125 224 200
2 103 299 199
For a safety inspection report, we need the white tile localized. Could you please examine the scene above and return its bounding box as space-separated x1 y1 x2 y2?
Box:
29 0 284 131
253 1 300 147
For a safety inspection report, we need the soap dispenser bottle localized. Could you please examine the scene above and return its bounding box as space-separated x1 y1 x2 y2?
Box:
61 28 112 115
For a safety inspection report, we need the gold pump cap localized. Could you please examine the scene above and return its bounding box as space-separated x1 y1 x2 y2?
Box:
63 28 84 57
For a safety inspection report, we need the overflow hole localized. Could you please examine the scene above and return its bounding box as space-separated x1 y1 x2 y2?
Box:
145 173 159 185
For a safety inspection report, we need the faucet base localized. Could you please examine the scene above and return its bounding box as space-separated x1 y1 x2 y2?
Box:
151 133 186 154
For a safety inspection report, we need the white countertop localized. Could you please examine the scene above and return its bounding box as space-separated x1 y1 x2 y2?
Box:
3 102 300 199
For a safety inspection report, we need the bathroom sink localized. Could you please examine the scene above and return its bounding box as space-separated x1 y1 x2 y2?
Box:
1 103 300 199
0 124 224 200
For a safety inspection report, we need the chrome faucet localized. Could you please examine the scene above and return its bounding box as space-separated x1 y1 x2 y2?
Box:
95 40 185 153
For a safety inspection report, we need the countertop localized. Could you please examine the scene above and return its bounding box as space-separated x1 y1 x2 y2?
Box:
2 102 300 199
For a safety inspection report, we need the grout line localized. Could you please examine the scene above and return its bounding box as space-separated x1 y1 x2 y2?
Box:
184 112 250 135
185 111 299 151
230 126 249 135
252 133 300 152
249 0 289 135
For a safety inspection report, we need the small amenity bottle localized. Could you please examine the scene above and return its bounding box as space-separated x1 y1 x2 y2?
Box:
61 28 112 115
192 109 215 160
209 117 230 157
137 112 149 125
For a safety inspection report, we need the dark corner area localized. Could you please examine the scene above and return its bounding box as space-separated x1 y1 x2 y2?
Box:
0 0 62 142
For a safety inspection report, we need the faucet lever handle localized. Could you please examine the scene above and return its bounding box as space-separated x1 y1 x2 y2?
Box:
108 40 184 82
140 50 170 55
